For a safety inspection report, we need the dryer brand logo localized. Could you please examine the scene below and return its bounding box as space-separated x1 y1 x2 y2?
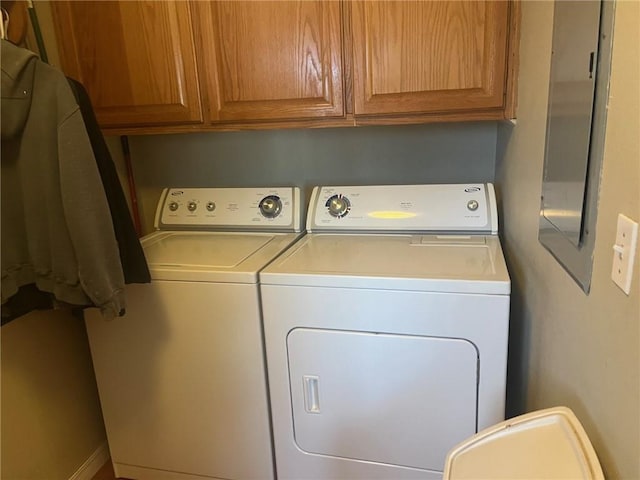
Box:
465 187 481 193
171 191 184 196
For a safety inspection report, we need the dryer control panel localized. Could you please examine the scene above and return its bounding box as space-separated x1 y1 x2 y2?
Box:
307 184 497 234
155 187 301 232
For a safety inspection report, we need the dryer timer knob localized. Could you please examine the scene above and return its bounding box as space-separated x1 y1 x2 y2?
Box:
326 194 351 218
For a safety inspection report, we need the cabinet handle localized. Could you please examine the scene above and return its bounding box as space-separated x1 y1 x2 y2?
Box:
303 375 321 414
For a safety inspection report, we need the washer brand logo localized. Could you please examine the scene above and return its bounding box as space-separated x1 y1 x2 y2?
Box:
465 187 481 193
171 191 184 196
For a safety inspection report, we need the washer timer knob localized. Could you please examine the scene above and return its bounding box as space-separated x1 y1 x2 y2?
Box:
467 200 479 211
168 201 179 212
259 195 282 218
187 201 197 212
206 201 216 212
326 194 351 218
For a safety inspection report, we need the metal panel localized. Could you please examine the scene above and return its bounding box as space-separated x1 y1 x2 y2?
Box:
539 0 616 292
542 0 602 245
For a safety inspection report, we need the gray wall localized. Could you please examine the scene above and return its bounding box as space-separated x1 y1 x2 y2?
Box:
127 122 497 233
496 2 639 478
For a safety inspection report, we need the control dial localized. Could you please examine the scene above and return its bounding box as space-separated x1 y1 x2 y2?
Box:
187 201 197 212
259 195 282 218
326 194 351 218
168 201 179 212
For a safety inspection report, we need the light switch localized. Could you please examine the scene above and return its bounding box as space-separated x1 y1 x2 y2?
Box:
611 214 638 295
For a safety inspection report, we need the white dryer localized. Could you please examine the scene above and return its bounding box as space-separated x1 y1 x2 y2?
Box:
85 187 302 480
260 183 510 479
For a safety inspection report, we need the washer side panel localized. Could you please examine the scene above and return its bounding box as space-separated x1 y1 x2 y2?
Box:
86 281 274 479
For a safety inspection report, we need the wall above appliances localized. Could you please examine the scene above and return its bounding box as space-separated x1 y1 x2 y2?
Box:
51 1 520 135
124 122 499 234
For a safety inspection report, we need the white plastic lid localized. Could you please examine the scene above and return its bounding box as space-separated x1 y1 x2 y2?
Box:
444 407 604 480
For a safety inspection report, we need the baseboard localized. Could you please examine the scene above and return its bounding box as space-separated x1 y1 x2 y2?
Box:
69 442 110 480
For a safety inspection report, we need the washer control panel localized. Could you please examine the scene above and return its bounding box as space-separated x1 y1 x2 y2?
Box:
156 187 301 231
307 184 497 234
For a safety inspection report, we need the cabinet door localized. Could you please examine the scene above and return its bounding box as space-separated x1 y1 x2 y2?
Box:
197 1 344 123
52 1 202 128
351 1 510 116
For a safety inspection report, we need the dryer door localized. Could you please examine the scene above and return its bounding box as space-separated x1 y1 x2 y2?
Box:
286 328 479 472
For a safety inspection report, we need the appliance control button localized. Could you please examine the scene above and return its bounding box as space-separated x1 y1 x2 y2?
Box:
467 200 479 211
206 201 216 212
187 201 197 212
326 194 351 218
259 195 282 218
168 201 179 212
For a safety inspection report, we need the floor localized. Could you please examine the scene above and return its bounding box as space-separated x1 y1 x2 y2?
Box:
92 461 120 480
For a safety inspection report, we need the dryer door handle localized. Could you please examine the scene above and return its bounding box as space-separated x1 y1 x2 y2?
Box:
303 375 321 414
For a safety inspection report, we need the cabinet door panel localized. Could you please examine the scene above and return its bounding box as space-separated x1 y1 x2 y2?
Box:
199 1 344 122
52 1 202 128
352 1 509 115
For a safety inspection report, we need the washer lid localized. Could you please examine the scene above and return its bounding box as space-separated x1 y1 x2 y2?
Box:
444 407 604 480
142 231 301 282
260 233 509 294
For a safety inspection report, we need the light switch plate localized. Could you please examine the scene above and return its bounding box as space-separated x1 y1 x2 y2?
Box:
611 214 638 295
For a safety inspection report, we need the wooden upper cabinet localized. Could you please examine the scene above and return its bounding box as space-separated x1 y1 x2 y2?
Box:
51 1 202 128
351 1 511 116
195 1 344 123
49 1 518 131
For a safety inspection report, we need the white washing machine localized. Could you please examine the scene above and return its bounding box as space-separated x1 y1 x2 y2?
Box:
85 187 302 480
260 183 510 479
